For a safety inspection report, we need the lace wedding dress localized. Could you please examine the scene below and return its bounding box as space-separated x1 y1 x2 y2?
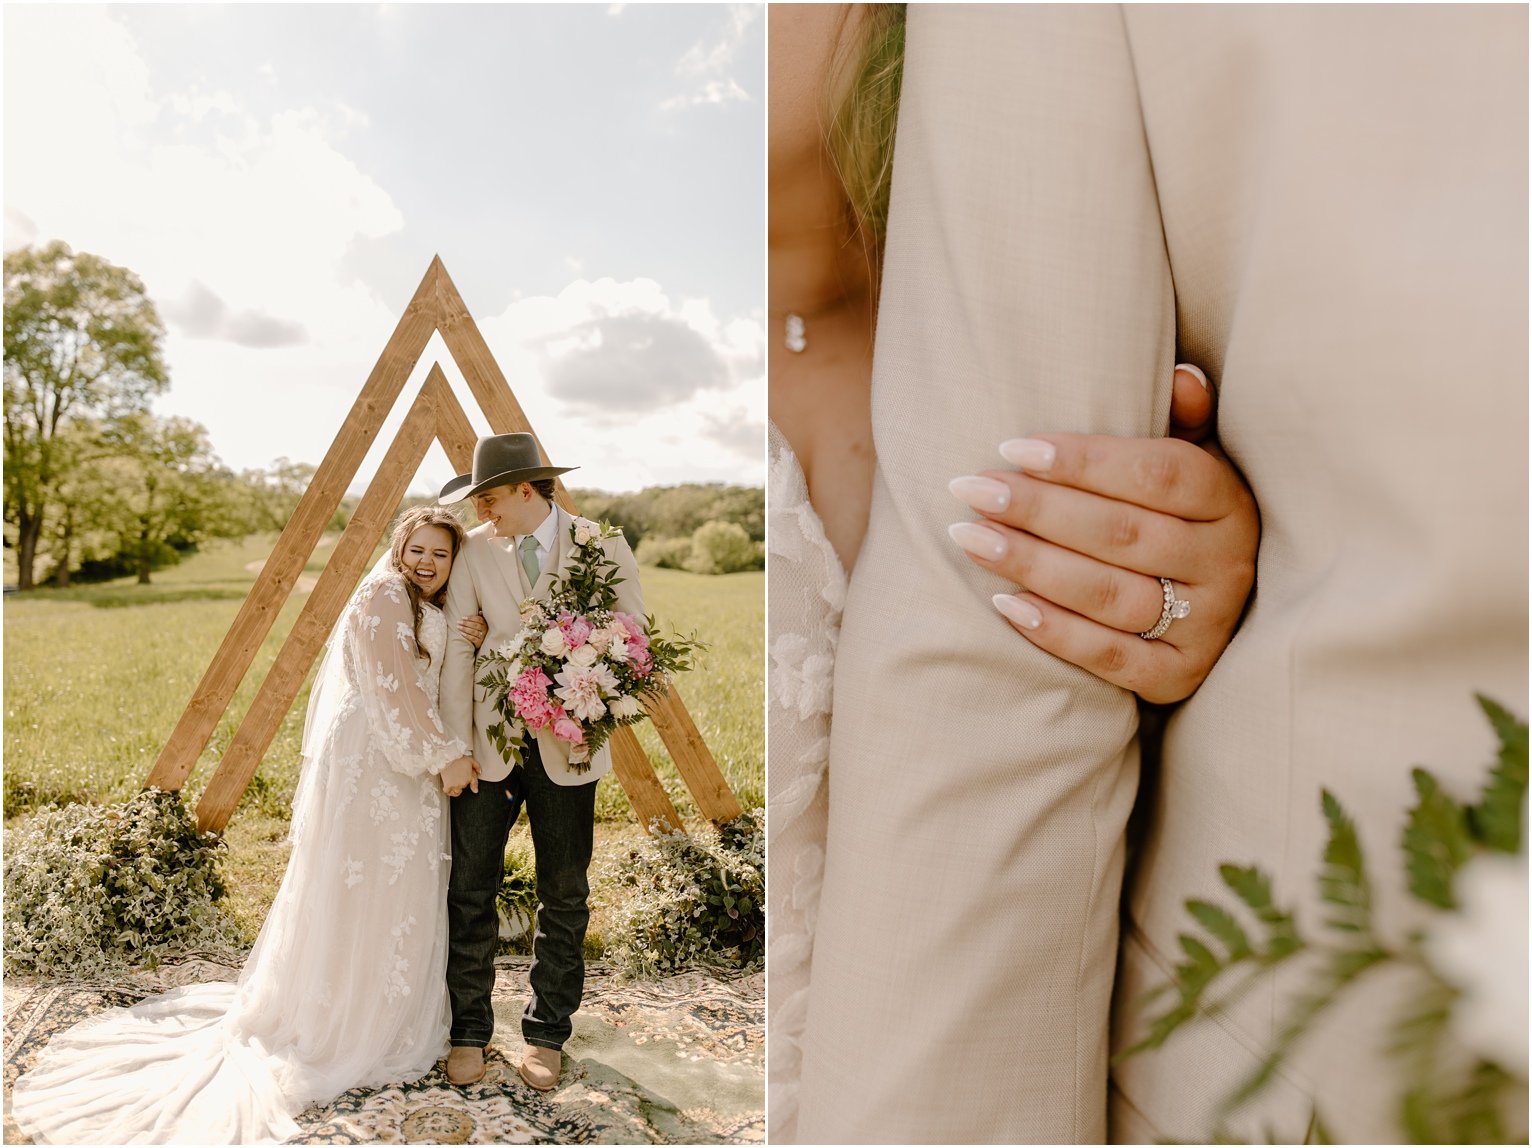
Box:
766 424 844 1143
12 571 469 1145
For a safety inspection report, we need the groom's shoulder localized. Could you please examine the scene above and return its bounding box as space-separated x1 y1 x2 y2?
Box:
464 522 497 545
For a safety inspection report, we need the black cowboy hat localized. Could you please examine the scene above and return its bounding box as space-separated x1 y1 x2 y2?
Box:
438 433 576 504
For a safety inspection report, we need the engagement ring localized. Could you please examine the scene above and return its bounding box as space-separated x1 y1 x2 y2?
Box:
1140 577 1191 641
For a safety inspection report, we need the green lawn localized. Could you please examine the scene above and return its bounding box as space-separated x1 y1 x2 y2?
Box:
3 534 763 946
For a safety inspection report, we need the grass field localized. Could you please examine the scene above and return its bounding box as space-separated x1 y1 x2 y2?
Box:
3 534 763 948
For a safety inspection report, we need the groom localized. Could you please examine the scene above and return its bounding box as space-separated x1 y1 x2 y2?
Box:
437 432 645 1091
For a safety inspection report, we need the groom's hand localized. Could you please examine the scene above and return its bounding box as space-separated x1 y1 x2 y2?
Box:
440 756 480 798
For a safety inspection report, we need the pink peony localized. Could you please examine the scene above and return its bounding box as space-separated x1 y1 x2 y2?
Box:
552 715 585 745
510 667 556 730
558 614 593 649
612 612 649 645
629 645 654 678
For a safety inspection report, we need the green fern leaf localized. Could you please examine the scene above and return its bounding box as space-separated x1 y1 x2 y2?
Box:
1401 768 1474 909
1220 864 1303 959
1467 694 1528 853
1188 899 1253 961
1318 791 1373 935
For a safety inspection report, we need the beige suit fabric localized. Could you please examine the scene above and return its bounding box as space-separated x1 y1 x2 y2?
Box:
795 5 1526 1145
441 506 646 786
795 7 1174 1143
1111 7 1527 1142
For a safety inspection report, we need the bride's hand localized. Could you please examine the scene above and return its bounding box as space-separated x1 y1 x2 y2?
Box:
439 755 480 798
458 613 488 648
947 364 1258 704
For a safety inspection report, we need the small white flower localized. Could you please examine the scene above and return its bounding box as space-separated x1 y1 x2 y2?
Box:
540 627 569 658
567 643 599 669
610 694 641 719
1427 848 1529 1076
495 640 521 660
572 517 601 546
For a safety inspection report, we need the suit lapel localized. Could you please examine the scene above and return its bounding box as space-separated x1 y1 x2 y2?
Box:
485 534 529 603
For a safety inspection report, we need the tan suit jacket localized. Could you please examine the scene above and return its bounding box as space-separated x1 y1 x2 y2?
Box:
441 505 646 786
795 5 1526 1144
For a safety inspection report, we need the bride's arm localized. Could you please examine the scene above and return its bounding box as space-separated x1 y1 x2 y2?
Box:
350 577 472 779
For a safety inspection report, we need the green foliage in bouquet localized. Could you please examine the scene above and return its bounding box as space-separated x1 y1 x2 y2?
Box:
4 788 243 977
600 809 764 979
1117 696 1528 1143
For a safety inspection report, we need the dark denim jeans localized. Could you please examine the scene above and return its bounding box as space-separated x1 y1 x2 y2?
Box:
446 742 597 1051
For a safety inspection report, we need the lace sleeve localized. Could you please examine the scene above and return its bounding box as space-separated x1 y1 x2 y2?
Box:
348 575 469 778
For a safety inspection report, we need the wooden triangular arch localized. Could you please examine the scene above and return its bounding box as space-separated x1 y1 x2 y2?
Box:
145 257 740 836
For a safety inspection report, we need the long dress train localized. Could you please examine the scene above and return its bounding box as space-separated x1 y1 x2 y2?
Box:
12 571 469 1144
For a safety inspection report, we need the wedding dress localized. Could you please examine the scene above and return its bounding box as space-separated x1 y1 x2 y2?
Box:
765 424 843 1143
12 570 469 1145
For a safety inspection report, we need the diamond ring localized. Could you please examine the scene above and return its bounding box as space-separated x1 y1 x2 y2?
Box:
1140 577 1191 641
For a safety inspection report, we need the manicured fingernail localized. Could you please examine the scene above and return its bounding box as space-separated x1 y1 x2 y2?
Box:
992 593 1042 630
998 438 1056 472
947 521 1007 561
1175 363 1209 390
948 475 1011 513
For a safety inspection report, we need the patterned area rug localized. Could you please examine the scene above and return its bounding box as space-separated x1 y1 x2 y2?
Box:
3 956 763 1144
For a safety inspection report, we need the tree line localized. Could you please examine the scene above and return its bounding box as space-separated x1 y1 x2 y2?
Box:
5 242 762 590
3 242 347 589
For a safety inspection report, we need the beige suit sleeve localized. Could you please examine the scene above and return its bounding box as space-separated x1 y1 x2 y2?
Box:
795 7 1172 1143
439 540 479 749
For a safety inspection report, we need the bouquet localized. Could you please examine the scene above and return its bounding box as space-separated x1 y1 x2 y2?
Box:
475 516 703 773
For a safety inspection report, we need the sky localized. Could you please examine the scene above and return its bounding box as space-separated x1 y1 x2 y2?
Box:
3 3 765 496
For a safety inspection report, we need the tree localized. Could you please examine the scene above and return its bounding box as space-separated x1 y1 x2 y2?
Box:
3 242 169 588
686 519 762 575
101 414 240 584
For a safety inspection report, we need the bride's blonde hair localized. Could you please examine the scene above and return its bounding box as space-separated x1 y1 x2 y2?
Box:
389 505 468 663
825 4 907 261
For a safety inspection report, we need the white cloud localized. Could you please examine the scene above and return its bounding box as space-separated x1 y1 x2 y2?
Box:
5 7 403 329
661 4 757 110
463 277 764 490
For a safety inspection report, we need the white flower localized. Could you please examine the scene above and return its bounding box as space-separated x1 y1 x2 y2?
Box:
540 627 569 658
610 694 641 720
554 663 619 722
572 517 601 546
495 640 521 660
587 628 613 655
1427 848 1529 1076
567 643 599 669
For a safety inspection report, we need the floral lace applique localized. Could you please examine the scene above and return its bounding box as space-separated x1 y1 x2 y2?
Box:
369 777 401 825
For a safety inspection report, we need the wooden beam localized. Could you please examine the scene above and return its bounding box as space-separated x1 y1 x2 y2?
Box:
427 368 479 473
195 376 440 832
146 261 443 792
645 686 742 823
429 260 580 513
608 726 682 834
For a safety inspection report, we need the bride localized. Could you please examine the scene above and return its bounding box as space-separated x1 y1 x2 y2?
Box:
12 506 488 1145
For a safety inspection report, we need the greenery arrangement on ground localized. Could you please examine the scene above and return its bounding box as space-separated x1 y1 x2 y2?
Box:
1118 695 1528 1143
3 788 243 978
598 809 764 979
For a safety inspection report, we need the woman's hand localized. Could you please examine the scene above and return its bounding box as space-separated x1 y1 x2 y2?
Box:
947 364 1258 704
439 756 480 799
458 613 488 649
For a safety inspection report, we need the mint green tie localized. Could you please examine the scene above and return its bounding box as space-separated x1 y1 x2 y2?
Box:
518 535 541 585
